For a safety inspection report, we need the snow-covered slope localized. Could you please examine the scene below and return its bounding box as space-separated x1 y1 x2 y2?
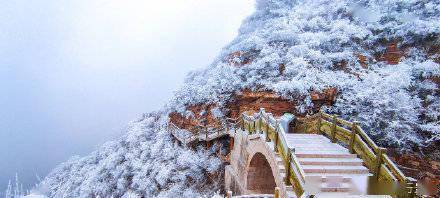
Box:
40 114 225 197
38 0 438 197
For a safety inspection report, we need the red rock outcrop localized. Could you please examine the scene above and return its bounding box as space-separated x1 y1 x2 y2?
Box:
429 44 440 64
378 41 404 65
355 53 368 68
170 88 339 132
226 90 297 118
169 104 220 130
310 88 338 107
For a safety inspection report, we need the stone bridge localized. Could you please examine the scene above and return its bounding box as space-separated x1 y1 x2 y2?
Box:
225 131 295 197
222 109 417 198
170 108 418 197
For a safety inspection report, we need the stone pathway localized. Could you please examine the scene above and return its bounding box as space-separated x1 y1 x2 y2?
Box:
286 134 371 195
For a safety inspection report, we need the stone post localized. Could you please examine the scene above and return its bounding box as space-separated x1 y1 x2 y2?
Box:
248 120 251 135
349 121 358 154
285 149 292 185
265 118 270 142
274 187 280 198
331 115 337 143
406 178 417 198
374 147 386 180
317 111 322 135
274 123 279 153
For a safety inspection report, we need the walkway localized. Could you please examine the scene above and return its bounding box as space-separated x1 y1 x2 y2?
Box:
169 108 417 197
287 134 370 194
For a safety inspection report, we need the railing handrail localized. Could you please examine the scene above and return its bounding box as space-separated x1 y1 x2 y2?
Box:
240 109 306 197
240 109 414 197
169 108 415 197
318 111 416 197
168 117 241 145
258 110 306 179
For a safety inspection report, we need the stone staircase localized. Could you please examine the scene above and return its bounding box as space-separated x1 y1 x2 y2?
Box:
285 134 371 194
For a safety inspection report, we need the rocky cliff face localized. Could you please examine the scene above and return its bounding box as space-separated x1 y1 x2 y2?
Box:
169 88 338 131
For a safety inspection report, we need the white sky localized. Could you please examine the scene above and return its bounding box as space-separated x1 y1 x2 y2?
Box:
0 0 254 190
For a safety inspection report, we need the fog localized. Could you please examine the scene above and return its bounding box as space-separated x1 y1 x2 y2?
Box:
0 0 254 190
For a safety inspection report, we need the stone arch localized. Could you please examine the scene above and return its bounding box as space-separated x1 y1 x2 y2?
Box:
246 152 277 194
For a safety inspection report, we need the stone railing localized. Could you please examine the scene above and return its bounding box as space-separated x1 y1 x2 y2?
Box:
169 108 417 197
240 108 306 197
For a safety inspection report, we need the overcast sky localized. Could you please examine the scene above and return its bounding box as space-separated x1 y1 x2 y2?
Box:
0 0 254 190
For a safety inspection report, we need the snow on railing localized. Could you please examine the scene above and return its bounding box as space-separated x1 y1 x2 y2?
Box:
240 108 416 198
169 107 416 197
168 118 240 145
318 111 417 197
240 108 305 197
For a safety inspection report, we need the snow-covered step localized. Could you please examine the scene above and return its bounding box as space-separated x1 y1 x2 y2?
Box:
285 134 329 139
286 137 330 142
306 175 354 182
295 151 357 158
285 135 330 141
302 165 370 174
320 182 351 192
285 134 326 138
288 142 333 147
294 147 348 152
295 148 350 154
305 173 372 178
289 142 346 149
299 158 363 166
291 144 335 149
287 142 338 146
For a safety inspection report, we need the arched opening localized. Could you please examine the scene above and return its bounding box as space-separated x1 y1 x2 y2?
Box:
246 152 277 194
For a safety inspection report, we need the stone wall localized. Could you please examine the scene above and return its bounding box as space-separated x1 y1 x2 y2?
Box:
224 133 290 197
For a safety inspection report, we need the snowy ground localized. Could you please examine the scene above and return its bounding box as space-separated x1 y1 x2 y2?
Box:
36 114 227 197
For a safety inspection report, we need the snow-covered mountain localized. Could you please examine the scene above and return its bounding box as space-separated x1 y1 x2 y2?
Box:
33 0 439 197
169 0 439 150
